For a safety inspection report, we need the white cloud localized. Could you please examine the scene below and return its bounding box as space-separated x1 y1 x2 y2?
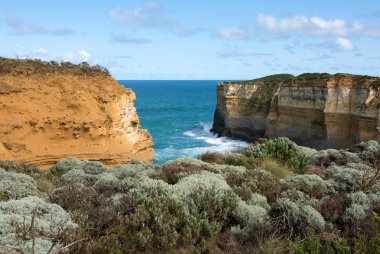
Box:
109 2 197 37
335 38 354 51
216 27 249 40
256 14 367 38
78 50 91 61
11 46 91 63
62 50 91 62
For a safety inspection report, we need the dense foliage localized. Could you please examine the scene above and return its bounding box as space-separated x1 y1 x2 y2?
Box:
0 139 380 253
0 57 110 76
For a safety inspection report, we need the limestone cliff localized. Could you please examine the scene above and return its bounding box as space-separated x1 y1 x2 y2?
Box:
212 73 380 149
0 57 153 169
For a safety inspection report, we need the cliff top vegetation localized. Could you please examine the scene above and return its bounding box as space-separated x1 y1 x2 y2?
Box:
228 73 380 87
0 57 110 76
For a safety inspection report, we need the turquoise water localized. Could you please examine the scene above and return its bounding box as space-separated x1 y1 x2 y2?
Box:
118 80 248 163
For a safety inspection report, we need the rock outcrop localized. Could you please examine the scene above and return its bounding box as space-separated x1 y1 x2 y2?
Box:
212 73 380 149
0 57 153 169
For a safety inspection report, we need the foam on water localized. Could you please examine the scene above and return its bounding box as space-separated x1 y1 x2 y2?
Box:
155 122 249 163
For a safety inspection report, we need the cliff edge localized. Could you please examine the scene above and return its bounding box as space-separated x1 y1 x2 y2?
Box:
0 57 154 168
212 73 380 149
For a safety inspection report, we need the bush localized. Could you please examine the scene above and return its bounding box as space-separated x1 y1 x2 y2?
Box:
271 198 325 234
125 178 181 250
247 193 271 211
225 153 248 166
284 174 335 199
324 163 372 192
174 173 237 250
225 168 280 202
231 200 269 240
280 189 319 207
49 157 84 177
0 160 42 177
0 196 77 253
310 149 361 167
244 138 310 173
59 168 99 187
112 161 155 179
0 168 41 199
82 160 109 174
343 191 372 223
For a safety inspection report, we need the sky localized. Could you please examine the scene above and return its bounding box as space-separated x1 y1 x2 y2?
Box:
0 0 379 80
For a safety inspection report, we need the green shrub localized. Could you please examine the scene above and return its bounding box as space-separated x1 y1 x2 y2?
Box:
244 137 310 173
287 234 320 254
225 153 248 166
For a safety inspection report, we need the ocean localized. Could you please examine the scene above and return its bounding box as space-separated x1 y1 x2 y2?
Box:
118 80 249 164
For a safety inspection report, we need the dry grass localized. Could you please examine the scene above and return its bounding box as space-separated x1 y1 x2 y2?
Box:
36 177 56 195
199 152 226 164
258 158 294 178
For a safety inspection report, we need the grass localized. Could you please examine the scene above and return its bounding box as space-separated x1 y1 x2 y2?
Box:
258 158 294 178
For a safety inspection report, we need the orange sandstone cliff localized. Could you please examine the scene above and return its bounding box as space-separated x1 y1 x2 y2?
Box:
212 73 380 149
0 57 154 169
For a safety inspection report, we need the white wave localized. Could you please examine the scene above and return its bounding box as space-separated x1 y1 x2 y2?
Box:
183 130 197 137
155 122 250 163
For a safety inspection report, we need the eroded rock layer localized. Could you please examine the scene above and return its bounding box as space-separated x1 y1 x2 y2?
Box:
212 74 380 149
0 58 153 168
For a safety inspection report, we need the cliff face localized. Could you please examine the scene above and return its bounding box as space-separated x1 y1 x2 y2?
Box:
212 74 380 149
0 58 154 168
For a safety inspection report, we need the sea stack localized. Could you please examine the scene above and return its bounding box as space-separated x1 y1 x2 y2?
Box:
212 73 380 149
0 57 154 169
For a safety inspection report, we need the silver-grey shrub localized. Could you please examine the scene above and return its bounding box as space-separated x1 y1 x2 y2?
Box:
343 191 372 223
247 193 270 211
284 174 335 198
49 157 84 176
112 162 155 179
310 149 361 166
0 196 76 253
272 198 325 232
59 168 100 187
231 200 269 240
82 160 108 174
324 163 374 192
0 168 40 199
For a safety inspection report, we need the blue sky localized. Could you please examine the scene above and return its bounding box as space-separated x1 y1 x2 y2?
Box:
0 0 379 79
